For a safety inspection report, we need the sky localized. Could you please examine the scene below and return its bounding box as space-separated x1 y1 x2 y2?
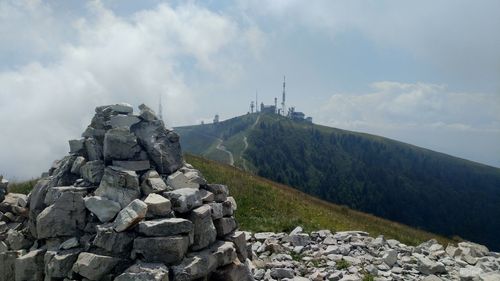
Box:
1 0 499 180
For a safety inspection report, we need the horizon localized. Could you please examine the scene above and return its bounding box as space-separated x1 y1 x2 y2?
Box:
1 0 499 179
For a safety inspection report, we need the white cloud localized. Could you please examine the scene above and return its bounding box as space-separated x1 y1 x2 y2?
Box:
318 81 500 167
0 1 263 180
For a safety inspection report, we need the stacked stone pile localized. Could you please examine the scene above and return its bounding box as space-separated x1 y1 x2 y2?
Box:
0 103 253 281
247 227 500 281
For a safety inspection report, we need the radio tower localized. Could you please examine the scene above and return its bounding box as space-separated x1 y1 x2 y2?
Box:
158 94 163 120
281 76 286 116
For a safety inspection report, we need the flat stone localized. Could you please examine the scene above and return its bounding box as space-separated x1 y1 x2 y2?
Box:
416 255 446 275
138 104 158 121
133 236 190 264
214 217 237 237
84 196 121 223
144 193 171 217
69 139 85 154
166 171 199 189
36 192 86 239
209 202 223 220
141 170 168 195
136 218 192 237
112 160 151 171
164 188 203 213
84 138 103 161
211 260 254 281
93 224 136 254
59 237 79 250
188 204 217 251
71 156 86 174
80 160 105 184
72 252 120 280
44 186 88 206
171 241 237 281
270 267 294 279
383 249 398 266
203 184 229 202
109 114 141 128
115 262 169 281
131 120 183 174
95 166 140 208
459 266 483 280
224 231 248 261
14 249 45 281
113 199 147 232
109 103 133 114
44 249 81 279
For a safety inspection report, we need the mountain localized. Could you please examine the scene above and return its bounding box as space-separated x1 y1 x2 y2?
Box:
176 113 500 250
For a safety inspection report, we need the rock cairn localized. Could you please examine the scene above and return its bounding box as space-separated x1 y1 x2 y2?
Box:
247 227 500 281
0 103 253 281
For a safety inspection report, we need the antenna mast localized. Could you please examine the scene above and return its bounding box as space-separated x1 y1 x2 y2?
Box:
281 76 286 116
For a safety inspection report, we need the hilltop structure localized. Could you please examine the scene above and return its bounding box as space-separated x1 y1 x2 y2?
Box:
0 103 253 281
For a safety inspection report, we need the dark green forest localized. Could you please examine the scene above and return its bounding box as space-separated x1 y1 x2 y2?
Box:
244 115 500 250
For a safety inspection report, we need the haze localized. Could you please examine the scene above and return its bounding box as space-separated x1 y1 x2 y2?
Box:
1 0 499 180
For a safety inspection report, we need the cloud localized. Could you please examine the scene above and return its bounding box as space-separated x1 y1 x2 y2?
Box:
318 81 500 167
0 1 262 180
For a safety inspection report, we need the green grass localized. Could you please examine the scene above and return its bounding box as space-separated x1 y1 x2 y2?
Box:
7 179 38 194
336 259 350 270
362 274 375 281
186 154 454 246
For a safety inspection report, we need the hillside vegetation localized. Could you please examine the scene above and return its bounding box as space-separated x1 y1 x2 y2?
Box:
177 113 500 250
185 154 453 246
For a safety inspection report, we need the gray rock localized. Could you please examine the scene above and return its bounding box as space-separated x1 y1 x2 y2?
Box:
270 267 294 279
109 114 141 128
164 188 203 213
416 255 446 275
289 233 311 247
71 156 86 174
69 138 85 154
422 275 443 281
224 231 248 261
133 236 190 264
214 217 237 237
44 249 81 279
84 138 103 161
144 193 171 217
0 241 7 253
188 204 217 251
80 160 105 184
459 266 483 280
131 120 183 174
93 224 136 254
459 242 490 257
14 249 45 281
115 262 169 281
166 171 199 190
171 241 237 281
203 184 229 202
136 218 193 237
113 199 147 232
95 166 140 208
113 160 151 171
44 186 89 206
383 249 398 266
84 196 121 223
141 170 168 195
36 191 86 239
59 237 79 250
209 202 224 220
103 127 144 161
48 155 78 187
0 251 21 281
199 189 214 203
138 104 158 121
6 229 32 250
211 260 254 281
72 252 120 280
109 103 134 114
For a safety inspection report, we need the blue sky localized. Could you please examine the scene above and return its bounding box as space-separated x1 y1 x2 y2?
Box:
0 0 499 179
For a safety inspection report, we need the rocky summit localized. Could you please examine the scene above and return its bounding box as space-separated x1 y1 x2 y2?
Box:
0 103 253 281
247 228 500 281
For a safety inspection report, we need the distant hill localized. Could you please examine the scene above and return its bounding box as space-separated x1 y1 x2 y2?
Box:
176 113 500 250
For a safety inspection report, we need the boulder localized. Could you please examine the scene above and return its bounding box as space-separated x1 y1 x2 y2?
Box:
188 205 217 251
109 114 141 128
84 138 103 161
93 224 136 254
203 184 229 202
416 255 447 275
72 252 120 280
164 188 203 213
214 217 237 238
170 241 237 281
68 139 85 154
141 171 168 195
113 199 148 232
44 249 81 279
144 193 171 217
136 218 192 237
103 128 144 161
80 160 105 184
48 155 78 187
36 191 86 239
95 166 140 208
113 160 151 171
211 260 254 281
59 237 79 250
71 156 86 174
166 171 199 190
44 186 89 206
209 202 224 220
133 236 190 264
224 231 248 261
14 249 45 281
383 249 398 266
138 104 158 121
84 196 121 223
109 103 133 114
6 229 32 250
115 262 169 281
131 120 183 174
0 251 21 281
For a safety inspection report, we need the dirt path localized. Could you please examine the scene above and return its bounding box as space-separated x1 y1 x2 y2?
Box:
216 139 234 166
240 114 260 170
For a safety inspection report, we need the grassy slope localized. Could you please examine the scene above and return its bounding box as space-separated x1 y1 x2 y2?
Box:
185 154 454 246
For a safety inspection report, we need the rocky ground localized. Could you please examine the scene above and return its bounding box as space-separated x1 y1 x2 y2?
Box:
246 227 500 281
